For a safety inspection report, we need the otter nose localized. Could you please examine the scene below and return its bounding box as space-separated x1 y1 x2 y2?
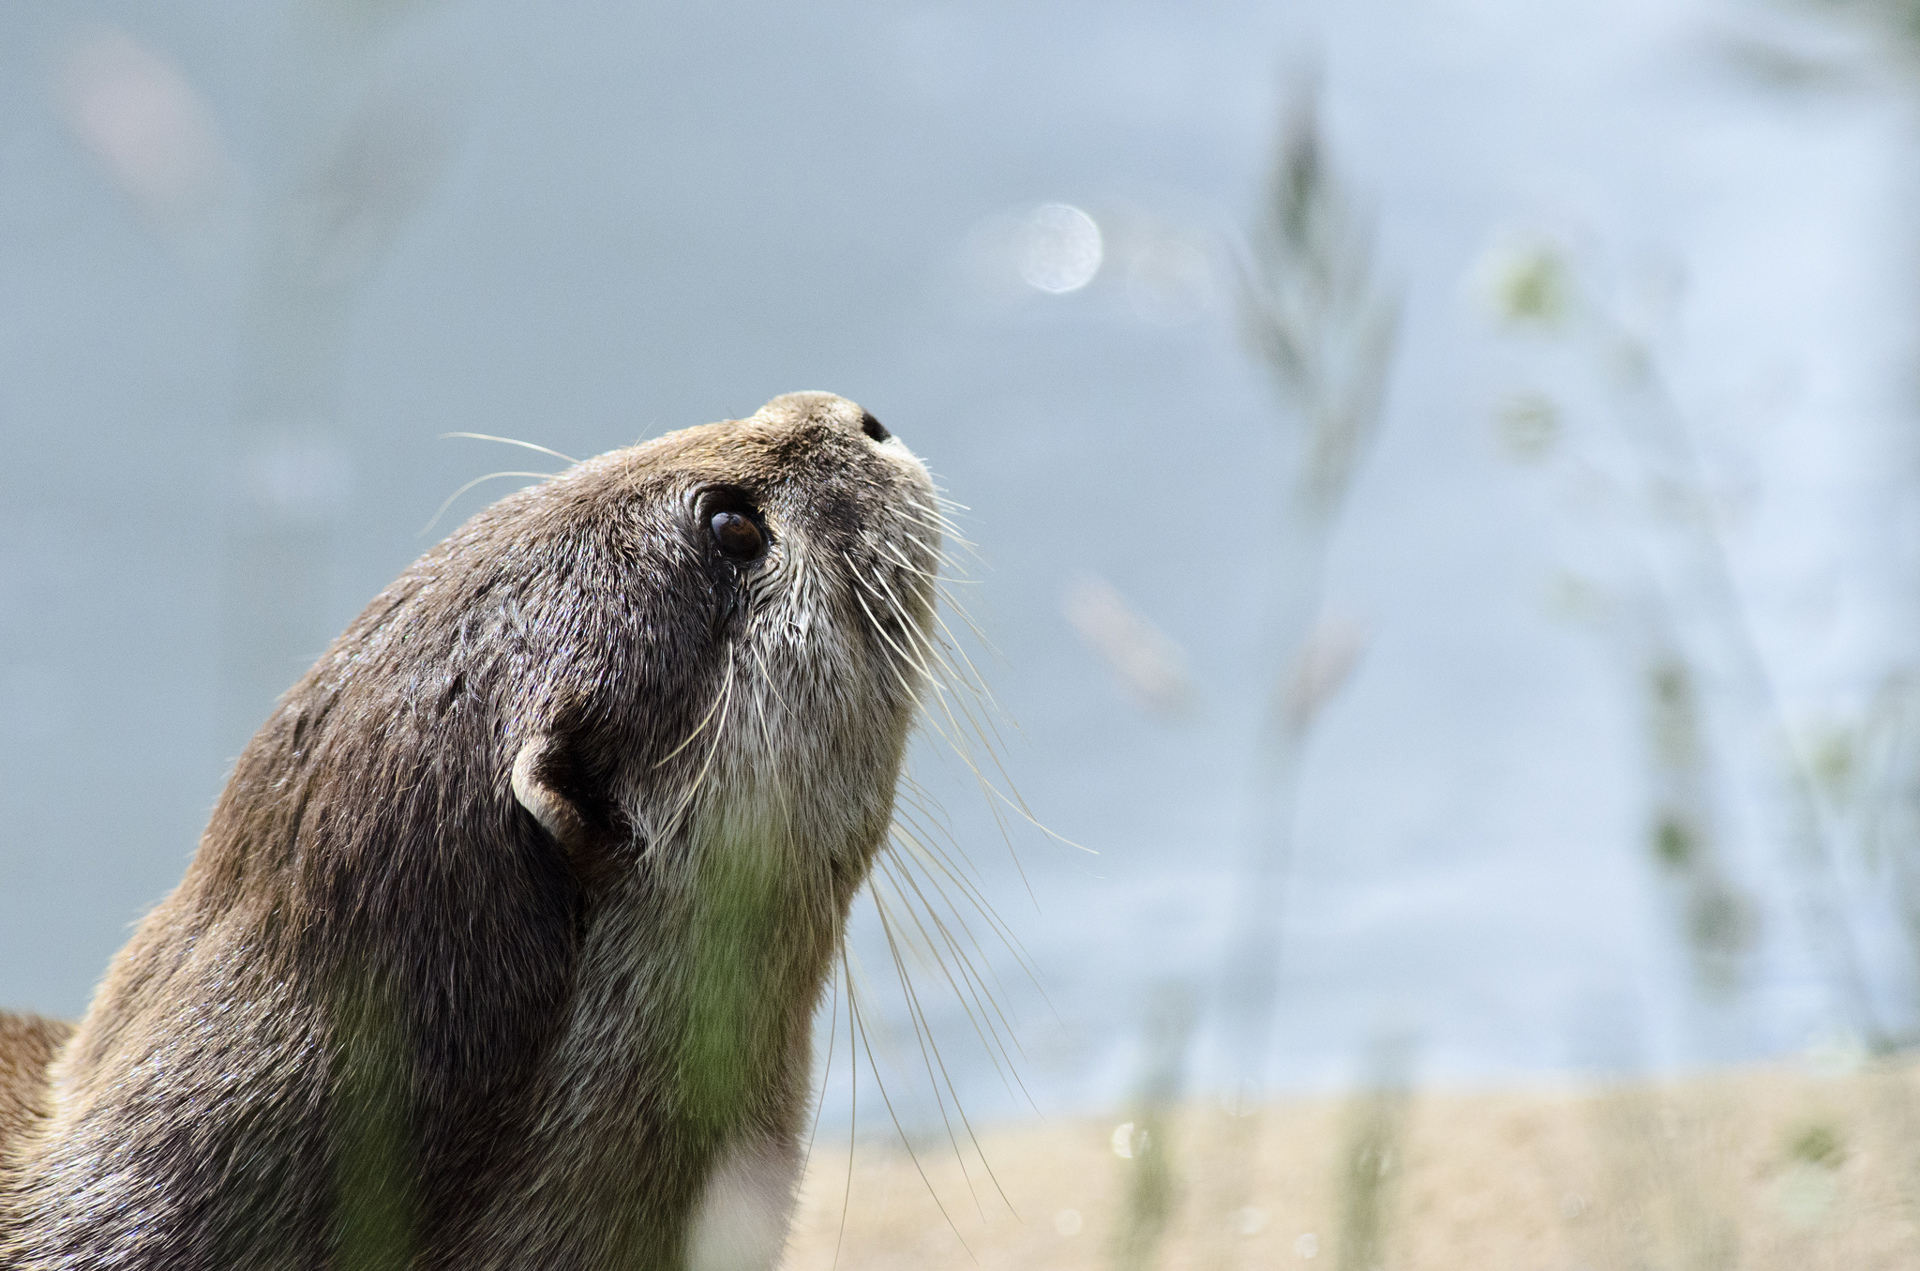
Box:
753 391 894 444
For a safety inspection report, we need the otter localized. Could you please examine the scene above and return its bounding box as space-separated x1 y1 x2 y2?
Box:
0 392 942 1269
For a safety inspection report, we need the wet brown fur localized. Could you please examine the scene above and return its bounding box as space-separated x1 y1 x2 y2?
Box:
0 1017 70 1158
0 393 939 1270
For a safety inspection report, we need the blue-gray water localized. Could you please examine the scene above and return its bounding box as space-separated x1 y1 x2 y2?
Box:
2 0 1914 1127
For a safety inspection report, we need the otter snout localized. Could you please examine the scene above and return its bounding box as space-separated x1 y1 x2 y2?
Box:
751 390 893 445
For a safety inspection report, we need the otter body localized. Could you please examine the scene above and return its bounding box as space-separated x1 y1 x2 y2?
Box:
0 393 939 1270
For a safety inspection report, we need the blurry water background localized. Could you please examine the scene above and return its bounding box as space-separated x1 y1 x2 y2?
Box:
2 0 1916 1132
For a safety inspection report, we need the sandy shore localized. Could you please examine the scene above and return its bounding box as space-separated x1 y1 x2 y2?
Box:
784 1061 1920 1270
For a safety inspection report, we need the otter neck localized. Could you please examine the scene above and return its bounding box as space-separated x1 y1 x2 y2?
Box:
471 815 860 1263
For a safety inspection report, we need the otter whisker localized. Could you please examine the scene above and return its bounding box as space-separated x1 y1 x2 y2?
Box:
874 861 1020 1088
869 884 1018 1219
874 647 935 716
894 503 967 549
914 490 969 525
884 819 1051 1041
879 549 952 595
852 601 961 741
845 569 942 689
869 568 1007 734
907 489 967 521
897 669 1051 873
418 470 557 536
895 701 1002 832
920 665 1031 816
438 431 580 466
656 656 736 843
902 639 1073 859
924 580 998 657
845 962 977 1262
876 852 1036 1111
981 781 1095 855
653 654 736 768
867 884 991 1217
802 958 841 1177
895 772 963 840
742 642 802 853
864 633 960 760
885 642 1080 1028
833 956 858 1271
863 552 941 644
874 849 1025 1069
874 540 944 584
895 512 973 552
866 595 995 748
866 634 942 727
747 639 794 718
890 799 1048 991
929 589 1003 676
840 549 1047 1224
882 667 1015 835
890 527 967 576
890 513 966 555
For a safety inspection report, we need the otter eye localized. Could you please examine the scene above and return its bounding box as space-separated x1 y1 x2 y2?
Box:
860 411 891 443
710 511 765 562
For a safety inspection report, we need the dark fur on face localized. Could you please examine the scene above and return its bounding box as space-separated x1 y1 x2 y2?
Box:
0 393 941 1270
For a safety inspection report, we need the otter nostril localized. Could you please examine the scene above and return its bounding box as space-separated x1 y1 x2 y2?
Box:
859 411 891 443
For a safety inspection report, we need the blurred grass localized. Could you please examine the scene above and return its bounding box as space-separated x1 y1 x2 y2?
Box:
785 1061 1920 1271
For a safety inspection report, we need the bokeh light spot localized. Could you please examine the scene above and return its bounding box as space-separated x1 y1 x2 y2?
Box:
1020 203 1103 294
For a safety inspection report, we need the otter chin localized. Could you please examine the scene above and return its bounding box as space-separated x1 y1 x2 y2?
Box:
0 392 942 1270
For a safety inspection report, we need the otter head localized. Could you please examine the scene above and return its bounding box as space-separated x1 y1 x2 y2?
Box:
493 389 939 907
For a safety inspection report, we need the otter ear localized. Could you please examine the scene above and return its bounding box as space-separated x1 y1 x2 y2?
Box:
511 733 598 868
